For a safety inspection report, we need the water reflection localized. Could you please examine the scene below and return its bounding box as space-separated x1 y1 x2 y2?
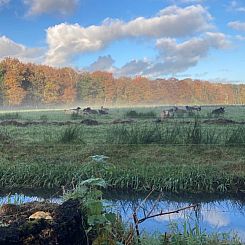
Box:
0 191 244 241
104 193 245 241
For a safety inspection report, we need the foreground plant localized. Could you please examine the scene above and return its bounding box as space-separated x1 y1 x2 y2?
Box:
63 178 126 244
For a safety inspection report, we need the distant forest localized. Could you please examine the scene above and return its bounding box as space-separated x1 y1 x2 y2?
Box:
0 58 244 107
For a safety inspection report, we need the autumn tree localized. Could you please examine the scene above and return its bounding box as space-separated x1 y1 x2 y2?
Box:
1 58 27 106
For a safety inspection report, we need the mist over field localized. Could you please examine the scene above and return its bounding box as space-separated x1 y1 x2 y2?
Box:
0 0 245 244
1 58 245 110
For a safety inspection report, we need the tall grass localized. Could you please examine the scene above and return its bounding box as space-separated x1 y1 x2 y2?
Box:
59 126 84 143
160 221 242 245
70 112 83 120
107 120 245 146
125 110 157 118
0 158 243 193
225 126 245 146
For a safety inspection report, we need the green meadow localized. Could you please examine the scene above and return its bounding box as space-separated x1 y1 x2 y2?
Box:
0 105 244 194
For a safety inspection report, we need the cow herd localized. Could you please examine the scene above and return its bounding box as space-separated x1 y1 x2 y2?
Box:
65 105 226 120
64 106 109 115
160 106 225 120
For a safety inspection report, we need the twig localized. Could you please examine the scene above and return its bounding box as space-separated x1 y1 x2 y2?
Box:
146 191 163 218
138 204 198 224
134 188 155 212
133 212 141 244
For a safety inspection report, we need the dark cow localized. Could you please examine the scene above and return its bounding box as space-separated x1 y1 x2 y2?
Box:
173 106 187 114
211 107 225 115
99 106 109 115
99 109 108 115
83 107 98 114
101 106 109 112
186 106 201 112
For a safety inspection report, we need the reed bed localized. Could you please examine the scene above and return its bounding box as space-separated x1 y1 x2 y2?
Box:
107 120 245 146
0 159 243 193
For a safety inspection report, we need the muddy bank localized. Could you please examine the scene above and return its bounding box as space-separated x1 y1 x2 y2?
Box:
0 199 87 245
0 119 102 127
0 118 136 127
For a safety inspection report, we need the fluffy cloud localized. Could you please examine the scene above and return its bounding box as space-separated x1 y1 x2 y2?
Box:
45 5 213 66
0 36 44 62
227 0 245 12
235 35 245 40
112 32 228 77
86 55 115 72
228 21 245 32
146 32 229 75
0 0 10 7
24 0 79 16
203 210 230 228
117 59 150 76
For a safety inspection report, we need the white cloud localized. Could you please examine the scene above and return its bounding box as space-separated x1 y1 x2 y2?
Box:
228 21 245 32
235 35 245 41
112 32 228 77
87 55 116 72
0 36 44 63
117 59 150 76
148 32 229 75
0 0 10 7
85 32 228 77
203 210 230 228
45 5 213 66
23 0 79 16
227 0 245 12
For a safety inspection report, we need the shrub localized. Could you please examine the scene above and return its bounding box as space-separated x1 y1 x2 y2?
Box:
59 126 84 143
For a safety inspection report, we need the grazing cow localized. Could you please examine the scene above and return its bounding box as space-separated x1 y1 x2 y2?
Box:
83 107 98 114
64 107 81 114
186 106 201 112
160 108 175 120
99 106 109 115
99 109 108 115
211 107 225 115
101 106 109 112
71 107 81 114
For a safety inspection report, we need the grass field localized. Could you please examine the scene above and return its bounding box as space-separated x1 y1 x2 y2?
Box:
0 105 245 194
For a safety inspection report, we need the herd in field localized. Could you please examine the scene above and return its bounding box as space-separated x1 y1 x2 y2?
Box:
160 106 225 120
64 106 109 115
64 105 226 121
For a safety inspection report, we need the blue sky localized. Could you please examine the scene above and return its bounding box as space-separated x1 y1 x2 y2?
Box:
0 0 245 82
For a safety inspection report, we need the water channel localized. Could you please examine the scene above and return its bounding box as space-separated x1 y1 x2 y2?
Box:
0 190 244 242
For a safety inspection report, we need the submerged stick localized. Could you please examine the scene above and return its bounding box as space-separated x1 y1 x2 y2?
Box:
138 204 199 224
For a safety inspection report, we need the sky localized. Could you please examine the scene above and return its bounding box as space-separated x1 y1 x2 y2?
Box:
0 0 245 82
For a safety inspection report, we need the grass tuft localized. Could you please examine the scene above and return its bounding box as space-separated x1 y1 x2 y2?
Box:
59 126 84 143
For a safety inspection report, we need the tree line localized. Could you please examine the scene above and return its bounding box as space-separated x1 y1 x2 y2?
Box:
0 58 244 107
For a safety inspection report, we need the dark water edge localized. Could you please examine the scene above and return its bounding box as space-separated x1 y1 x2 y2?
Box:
0 189 245 242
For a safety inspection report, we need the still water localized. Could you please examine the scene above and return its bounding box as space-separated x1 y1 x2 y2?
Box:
0 191 244 241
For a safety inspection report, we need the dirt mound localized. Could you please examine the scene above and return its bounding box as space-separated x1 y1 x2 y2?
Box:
112 119 135 124
0 199 87 245
203 118 239 125
81 119 99 125
0 120 77 127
